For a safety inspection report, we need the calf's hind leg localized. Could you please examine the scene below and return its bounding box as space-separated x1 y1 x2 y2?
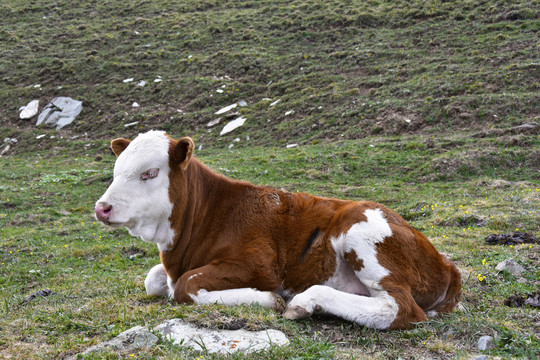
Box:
283 284 425 330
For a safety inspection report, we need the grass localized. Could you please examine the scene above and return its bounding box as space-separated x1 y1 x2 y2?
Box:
1 0 539 358
1 134 539 359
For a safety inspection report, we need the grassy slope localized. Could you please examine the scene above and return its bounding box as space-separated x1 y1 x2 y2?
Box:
0 0 539 359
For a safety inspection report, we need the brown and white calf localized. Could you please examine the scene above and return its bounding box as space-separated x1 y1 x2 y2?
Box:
95 130 461 330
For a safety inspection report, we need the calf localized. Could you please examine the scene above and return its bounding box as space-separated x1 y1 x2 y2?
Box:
95 130 461 330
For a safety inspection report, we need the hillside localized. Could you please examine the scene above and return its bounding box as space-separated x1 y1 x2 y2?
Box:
1 0 539 149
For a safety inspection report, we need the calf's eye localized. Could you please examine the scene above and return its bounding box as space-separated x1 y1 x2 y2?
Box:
141 168 159 181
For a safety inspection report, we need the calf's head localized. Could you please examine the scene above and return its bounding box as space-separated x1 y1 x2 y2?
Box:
95 131 193 249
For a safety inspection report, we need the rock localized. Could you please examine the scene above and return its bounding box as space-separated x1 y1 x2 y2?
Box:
124 121 139 128
473 356 487 360
36 134 46 139
285 110 294 116
20 100 40 119
155 319 289 354
485 232 539 246
477 336 494 351
238 100 248 107
216 89 224 93
132 102 140 107
36 97 82 129
220 117 246 136
286 144 298 148
67 326 158 360
137 80 146 87
123 78 134 83
0 144 11 157
270 99 281 107
215 103 238 115
495 258 525 275
207 118 221 127
504 291 540 308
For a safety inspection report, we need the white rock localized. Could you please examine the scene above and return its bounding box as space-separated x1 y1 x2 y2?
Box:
67 326 158 360
137 80 146 87
216 89 224 93
132 102 140 107
233 138 241 142
238 100 248 107
285 110 294 116
270 99 281 107
220 117 246 135
0 144 10 156
477 336 494 350
124 121 139 128
20 100 40 119
36 97 82 129
215 103 238 115
36 134 46 139
405 118 412 123
495 258 525 275
286 144 298 148
154 78 162 83
207 118 221 127
154 319 289 354
123 78 134 83
228 144 234 149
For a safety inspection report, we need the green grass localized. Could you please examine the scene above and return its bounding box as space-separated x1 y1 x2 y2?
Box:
1 134 539 359
1 0 539 358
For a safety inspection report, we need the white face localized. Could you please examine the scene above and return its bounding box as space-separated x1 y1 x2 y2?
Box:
95 131 175 249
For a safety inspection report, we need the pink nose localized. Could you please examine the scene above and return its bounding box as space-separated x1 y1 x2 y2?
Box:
95 203 113 222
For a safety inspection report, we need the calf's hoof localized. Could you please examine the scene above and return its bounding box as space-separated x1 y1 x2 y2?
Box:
283 305 312 320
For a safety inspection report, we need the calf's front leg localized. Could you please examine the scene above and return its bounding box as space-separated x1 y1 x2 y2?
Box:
173 262 285 311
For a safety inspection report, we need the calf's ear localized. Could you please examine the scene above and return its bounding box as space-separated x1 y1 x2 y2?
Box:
111 138 131 157
173 137 194 171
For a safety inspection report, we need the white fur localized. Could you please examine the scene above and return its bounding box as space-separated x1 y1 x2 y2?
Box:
284 208 399 329
145 264 170 297
95 131 175 250
190 288 279 309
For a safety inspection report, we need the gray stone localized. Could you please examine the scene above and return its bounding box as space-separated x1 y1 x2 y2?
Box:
473 356 487 360
215 103 237 115
67 326 158 359
207 118 221 127
20 100 39 119
495 258 525 275
220 116 246 136
154 319 289 354
36 97 82 129
477 335 494 350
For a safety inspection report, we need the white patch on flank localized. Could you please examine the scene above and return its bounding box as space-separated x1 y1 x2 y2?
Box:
333 208 393 292
95 130 176 250
190 288 278 309
284 208 399 329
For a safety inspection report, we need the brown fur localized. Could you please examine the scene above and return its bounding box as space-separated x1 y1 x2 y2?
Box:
141 136 461 329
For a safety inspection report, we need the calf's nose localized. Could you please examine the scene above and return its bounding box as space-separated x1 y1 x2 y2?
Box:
95 203 113 222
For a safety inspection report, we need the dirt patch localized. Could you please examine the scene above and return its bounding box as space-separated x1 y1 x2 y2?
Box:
485 232 539 246
122 246 146 259
504 291 540 308
21 289 57 305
